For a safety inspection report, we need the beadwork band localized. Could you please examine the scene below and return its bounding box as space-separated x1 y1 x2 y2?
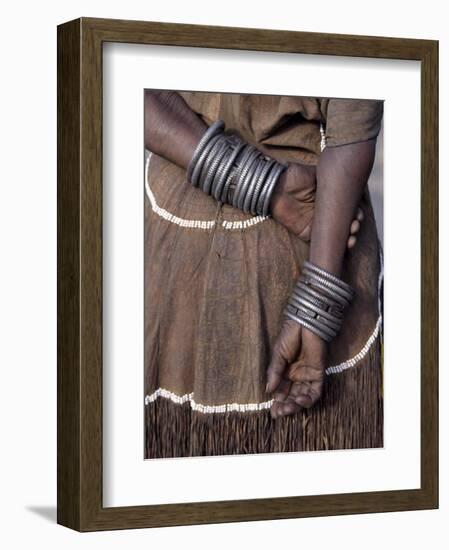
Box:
284 260 354 342
187 120 288 216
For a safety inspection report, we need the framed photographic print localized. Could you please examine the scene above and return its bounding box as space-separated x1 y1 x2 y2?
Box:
57 17 438 531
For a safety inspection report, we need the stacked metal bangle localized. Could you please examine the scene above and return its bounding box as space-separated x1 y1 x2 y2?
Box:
186 119 288 216
284 260 355 343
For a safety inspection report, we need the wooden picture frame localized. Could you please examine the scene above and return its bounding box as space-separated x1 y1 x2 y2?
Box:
57 17 438 531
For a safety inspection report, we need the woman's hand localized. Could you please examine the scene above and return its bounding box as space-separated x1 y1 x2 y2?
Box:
266 319 327 418
270 163 364 247
266 135 379 419
270 163 316 240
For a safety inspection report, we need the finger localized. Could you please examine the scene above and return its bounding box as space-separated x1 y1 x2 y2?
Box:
289 381 310 399
273 378 292 403
347 235 357 249
270 400 280 419
266 350 287 394
294 393 313 408
292 379 323 409
271 399 289 419
276 399 301 417
350 219 360 235
356 207 364 222
266 364 284 394
296 208 314 242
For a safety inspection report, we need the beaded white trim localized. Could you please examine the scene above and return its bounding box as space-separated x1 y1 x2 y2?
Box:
145 388 274 413
145 152 268 231
144 312 381 413
143 147 385 413
324 247 383 373
320 123 327 152
378 244 384 340
145 262 384 412
324 315 381 374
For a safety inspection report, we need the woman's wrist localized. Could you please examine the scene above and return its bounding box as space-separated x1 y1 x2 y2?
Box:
284 260 354 343
186 120 288 216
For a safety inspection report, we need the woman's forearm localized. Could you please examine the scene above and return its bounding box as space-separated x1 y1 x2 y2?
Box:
144 90 206 169
309 139 377 276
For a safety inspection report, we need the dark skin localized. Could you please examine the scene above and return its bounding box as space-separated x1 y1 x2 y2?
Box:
266 139 377 418
144 90 372 417
144 90 363 245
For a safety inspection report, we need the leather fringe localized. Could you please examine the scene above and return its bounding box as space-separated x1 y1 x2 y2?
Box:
145 340 383 458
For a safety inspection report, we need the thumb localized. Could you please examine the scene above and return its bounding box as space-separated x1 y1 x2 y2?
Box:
266 347 287 394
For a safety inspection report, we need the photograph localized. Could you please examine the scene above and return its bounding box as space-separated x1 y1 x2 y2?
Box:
143 90 384 459
54 15 437 531
1 0 443 541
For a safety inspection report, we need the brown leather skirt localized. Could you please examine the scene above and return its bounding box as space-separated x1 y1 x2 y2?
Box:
144 152 383 458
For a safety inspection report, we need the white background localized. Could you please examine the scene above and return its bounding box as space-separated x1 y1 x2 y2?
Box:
0 0 447 547
103 44 420 506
